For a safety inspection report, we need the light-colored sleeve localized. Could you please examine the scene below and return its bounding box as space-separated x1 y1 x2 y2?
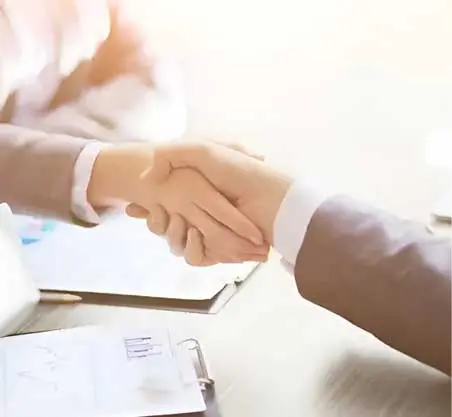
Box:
273 180 331 267
71 142 110 224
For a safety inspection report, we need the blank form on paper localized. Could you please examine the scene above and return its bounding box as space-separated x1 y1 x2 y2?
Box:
0 327 206 417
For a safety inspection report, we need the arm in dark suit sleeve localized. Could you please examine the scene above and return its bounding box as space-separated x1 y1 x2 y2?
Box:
294 195 451 374
0 124 89 220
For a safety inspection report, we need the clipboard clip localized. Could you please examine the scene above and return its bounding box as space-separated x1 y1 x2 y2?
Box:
178 338 214 389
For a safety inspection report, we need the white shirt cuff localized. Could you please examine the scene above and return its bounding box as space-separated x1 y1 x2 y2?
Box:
71 142 109 224
273 179 331 267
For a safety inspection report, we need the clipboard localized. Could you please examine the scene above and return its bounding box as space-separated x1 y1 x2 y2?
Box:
176 338 220 417
22 216 262 314
6 328 221 417
44 262 261 314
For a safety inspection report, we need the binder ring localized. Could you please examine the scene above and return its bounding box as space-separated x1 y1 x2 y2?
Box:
178 338 214 387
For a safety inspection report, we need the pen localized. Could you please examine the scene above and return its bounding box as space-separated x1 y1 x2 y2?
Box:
39 291 83 304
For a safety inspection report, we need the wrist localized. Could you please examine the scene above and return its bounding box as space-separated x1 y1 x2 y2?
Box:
87 144 155 207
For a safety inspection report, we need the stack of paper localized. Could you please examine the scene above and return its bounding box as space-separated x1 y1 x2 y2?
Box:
0 204 40 336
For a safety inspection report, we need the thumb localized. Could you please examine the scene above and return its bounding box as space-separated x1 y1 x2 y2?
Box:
209 140 265 161
139 145 173 183
143 141 258 201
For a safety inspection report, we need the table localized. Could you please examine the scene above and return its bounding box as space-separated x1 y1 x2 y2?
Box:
29 1 451 415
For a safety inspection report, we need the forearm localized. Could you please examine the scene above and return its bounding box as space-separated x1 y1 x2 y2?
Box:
294 195 451 374
0 125 90 220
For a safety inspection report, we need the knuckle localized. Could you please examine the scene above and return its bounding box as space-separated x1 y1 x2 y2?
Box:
147 216 165 235
172 213 185 229
170 246 183 257
185 249 202 266
169 215 186 236
185 256 197 266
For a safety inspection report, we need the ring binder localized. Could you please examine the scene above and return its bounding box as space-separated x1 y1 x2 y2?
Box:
179 338 215 388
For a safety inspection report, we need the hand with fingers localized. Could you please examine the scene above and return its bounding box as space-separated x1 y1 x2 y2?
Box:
87 143 269 264
126 141 293 266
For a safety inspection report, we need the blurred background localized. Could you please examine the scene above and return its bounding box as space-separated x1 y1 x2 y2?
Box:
130 0 451 219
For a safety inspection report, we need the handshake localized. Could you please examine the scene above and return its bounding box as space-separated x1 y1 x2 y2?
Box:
88 141 293 266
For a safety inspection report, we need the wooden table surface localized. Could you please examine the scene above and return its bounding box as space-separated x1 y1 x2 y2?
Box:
29 1 451 416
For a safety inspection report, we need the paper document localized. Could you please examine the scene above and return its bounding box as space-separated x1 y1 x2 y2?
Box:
0 327 206 417
0 204 40 336
23 215 253 300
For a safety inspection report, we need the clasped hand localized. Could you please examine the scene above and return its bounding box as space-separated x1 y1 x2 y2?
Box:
123 141 292 266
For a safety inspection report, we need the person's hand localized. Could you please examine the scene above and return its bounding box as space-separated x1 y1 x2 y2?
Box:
127 141 294 265
87 144 268 262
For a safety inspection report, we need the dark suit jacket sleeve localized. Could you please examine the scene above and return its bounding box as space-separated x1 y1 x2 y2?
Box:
0 124 89 220
294 195 451 374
